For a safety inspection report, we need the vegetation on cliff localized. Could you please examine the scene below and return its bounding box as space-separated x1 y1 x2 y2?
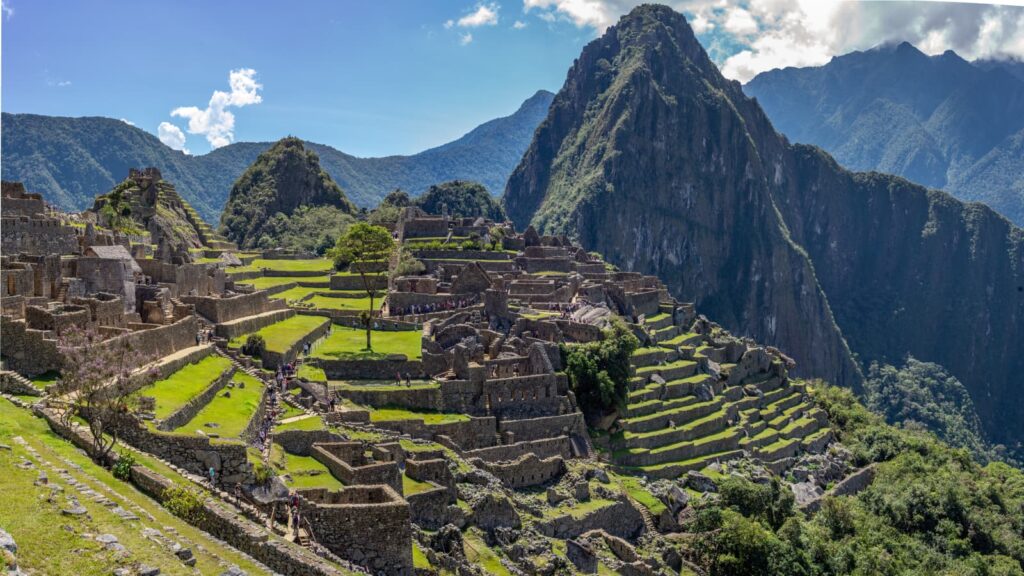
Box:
220 137 356 250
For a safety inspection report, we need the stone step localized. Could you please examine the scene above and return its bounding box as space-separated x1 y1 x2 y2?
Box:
624 395 697 419
614 408 730 452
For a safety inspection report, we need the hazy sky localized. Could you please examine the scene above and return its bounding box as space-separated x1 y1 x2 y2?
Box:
3 0 1022 157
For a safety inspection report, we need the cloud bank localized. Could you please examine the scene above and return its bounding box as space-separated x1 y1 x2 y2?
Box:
157 122 189 154
521 0 1024 82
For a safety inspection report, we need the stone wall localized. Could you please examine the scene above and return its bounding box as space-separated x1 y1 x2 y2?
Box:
1 217 79 256
537 499 644 540
329 274 388 291
215 309 296 340
261 317 330 369
472 452 565 488
182 290 286 323
498 413 586 442
464 436 572 463
315 358 425 380
405 485 451 530
310 442 403 493
370 416 498 451
298 487 414 576
335 384 441 411
274 429 345 456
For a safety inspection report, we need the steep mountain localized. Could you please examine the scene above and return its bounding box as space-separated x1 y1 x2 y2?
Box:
745 43 1024 226
414 180 506 220
504 5 1024 455
220 137 355 249
0 90 554 222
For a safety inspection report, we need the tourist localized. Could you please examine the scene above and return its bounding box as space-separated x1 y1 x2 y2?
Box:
405 372 412 387
195 331 201 346
208 466 217 488
395 371 402 386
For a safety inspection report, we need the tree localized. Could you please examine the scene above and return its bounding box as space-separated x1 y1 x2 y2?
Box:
560 319 639 417
55 326 158 463
391 246 425 280
329 223 395 350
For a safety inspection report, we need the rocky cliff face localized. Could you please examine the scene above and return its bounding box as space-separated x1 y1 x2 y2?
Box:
503 5 1024 451
220 137 356 249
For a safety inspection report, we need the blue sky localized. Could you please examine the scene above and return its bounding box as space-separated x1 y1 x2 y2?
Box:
4 1 1023 157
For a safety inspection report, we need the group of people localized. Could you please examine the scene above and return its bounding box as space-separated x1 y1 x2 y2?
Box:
194 327 214 346
394 371 414 387
254 384 284 452
392 294 480 319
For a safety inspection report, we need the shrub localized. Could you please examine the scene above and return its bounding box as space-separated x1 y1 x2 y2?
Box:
242 334 266 357
112 451 136 481
560 319 638 415
253 461 277 484
163 486 206 523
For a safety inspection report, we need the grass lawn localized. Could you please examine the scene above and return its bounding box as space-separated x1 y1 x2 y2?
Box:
30 371 60 391
230 314 329 353
244 275 332 290
412 541 430 570
0 399 267 576
297 364 327 383
608 472 667 516
463 529 511 576
305 294 375 311
248 258 333 273
269 443 343 490
176 372 264 438
311 325 421 360
143 355 233 420
403 474 435 496
275 414 326 432
369 407 469 425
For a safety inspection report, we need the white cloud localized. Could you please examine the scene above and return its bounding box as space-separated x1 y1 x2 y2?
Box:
120 118 135 126
1 0 13 19
157 122 190 154
444 19 455 29
519 1 1024 83
513 20 527 29
458 3 500 27
460 32 474 45
170 68 262 149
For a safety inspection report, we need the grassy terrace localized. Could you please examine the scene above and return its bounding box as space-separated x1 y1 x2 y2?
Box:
369 407 469 425
311 325 421 360
403 474 435 496
275 415 327 432
229 314 329 353
30 371 60 391
608 472 667 516
0 399 268 575
229 258 334 274
242 275 332 290
143 355 233 420
269 443 342 490
176 372 264 438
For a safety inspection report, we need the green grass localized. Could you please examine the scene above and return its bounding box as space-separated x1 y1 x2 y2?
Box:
247 258 333 273
176 372 264 438
297 364 327 383
412 541 430 570
275 415 326 432
243 275 332 290
464 529 511 576
608 472 667 516
369 407 469 425
29 371 60 390
311 325 421 360
403 474 436 496
546 498 618 519
229 314 329 353
0 399 267 575
305 295 375 311
269 443 343 490
143 355 233 420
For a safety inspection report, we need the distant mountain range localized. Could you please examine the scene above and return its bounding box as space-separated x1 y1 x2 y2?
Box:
744 42 1024 226
0 89 554 223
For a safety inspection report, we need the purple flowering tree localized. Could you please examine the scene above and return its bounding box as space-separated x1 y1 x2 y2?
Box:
55 325 158 462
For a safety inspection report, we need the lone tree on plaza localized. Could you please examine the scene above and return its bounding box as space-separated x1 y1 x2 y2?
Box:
329 222 395 351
